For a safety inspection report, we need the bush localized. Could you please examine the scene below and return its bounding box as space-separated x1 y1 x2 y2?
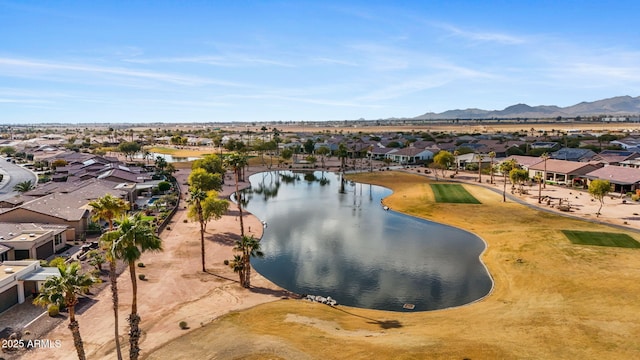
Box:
48 304 59 317
223 259 229 265
179 321 188 329
183 219 188 223
632 195 640 201
138 274 146 281
138 262 145 267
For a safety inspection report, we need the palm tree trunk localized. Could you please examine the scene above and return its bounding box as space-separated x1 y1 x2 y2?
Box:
128 314 141 360
200 216 206 272
235 170 245 236
243 254 251 288
68 308 87 360
109 259 124 360
502 174 507 202
128 262 141 360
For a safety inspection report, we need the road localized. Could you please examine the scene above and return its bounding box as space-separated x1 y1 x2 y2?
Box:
0 158 37 201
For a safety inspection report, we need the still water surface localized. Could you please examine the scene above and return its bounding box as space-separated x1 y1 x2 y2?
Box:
243 171 492 311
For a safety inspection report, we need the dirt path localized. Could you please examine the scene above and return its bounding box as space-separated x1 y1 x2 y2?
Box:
22 167 290 360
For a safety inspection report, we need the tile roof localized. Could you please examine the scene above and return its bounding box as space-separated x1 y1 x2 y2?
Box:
585 166 640 185
529 159 602 174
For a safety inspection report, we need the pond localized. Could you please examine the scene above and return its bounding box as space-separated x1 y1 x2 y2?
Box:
132 152 202 163
242 171 492 312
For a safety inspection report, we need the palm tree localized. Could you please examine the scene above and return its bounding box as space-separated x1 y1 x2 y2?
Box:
224 153 248 236
488 151 496 184
233 235 264 288
541 152 549 189
499 159 517 202
476 153 484 183
13 180 34 193
33 262 97 360
338 143 348 172
453 150 460 174
89 194 129 360
110 214 162 360
187 188 207 272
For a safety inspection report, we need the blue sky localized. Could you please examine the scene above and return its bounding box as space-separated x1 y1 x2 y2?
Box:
1 1 640 124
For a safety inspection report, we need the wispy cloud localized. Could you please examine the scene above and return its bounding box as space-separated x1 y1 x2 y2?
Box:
0 57 247 87
432 22 526 45
124 54 295 68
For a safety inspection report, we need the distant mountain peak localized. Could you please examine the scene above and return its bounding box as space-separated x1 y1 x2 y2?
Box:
414 95 640 120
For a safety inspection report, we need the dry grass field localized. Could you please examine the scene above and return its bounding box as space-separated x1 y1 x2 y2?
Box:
146 171 640 359
132 121 640 135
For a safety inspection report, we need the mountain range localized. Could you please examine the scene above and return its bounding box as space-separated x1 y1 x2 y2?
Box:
414 95 640 120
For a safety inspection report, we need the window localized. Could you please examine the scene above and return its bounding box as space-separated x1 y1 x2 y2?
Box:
54 233 63 246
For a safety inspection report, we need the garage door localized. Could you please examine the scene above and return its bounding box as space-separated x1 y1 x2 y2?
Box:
36 241 54 259
0 285 18 313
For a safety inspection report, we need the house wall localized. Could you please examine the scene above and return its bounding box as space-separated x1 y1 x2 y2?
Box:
0 209 86 240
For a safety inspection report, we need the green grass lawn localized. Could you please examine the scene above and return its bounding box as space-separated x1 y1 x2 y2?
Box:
141 215 156 222
562 230 640 248
430 184 481 204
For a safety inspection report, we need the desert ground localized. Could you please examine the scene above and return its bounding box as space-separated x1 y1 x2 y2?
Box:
129 120 640 136
19 160 640 359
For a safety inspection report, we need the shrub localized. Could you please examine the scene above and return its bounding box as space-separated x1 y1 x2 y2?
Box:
166 226 171 230
179 321 188 329
183 219 188 223
138 274 146 281
138 262 145 267
223 259 229 265
48 304 59 317
632 195 640 201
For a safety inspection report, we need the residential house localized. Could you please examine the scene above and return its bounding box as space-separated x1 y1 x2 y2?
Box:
550 148 597 162
592 150 640 166
584 166 640 194
0 261 60 313
610 137 640 149
0 223 69 260
528 159 602 185
385 148 433 164
0 179 129 239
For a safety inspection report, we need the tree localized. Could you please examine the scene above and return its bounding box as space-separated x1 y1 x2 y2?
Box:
303 139 315 154
280 148 293 165
13 180 34 193
51 159 68 169
87 250 106 272
499 159 517 202
316 146 330 169
155 156 168 174
188 168 222 192
117 141 141 161
433 151 455 178
509 168 529 194
230 235 264 288
33 262 97 360
488 151 496 184
192 154 225 175
109 214 162 360
187 189 206 272
589 179 610 217
89 194 130 360
541 152 549 189
224 153 248 236
337 143 348 171
200 191 229 232
476 153 485 183
453 150 460 174
157 181 171 194
0 146 16 156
